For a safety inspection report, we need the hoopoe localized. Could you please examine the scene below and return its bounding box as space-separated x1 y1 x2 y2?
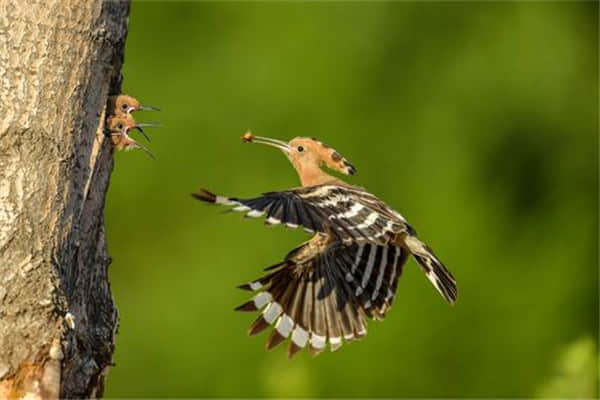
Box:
108 94 160 116
105 115 155 159
105 94 160 155
193 132 457 357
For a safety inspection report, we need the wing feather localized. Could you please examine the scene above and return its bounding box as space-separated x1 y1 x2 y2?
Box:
193 185 410 244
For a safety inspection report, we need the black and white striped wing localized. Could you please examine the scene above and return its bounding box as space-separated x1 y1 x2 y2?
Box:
228 190 327 233
235 241 409 356
336 242 409 320
193 185 413 244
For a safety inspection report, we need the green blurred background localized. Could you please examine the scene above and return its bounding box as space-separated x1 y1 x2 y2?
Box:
104 2 598 398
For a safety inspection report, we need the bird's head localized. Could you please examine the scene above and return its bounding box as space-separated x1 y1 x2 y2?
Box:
106 114 135 134
106 114 159 142
287 137 356 176
106 115 155 158
109 94 160 115
242 132 356 184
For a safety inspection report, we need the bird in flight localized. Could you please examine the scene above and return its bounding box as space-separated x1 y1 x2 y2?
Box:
193 131 457 357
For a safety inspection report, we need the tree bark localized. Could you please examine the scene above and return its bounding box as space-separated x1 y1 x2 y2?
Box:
0 1 129 398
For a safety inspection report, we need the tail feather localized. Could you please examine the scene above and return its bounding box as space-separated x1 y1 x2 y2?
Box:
404 235 458 304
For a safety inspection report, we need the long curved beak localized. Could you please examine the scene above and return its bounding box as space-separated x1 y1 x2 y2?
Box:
133 141 156 159
136 122 163 127
133 126 151 142
139 105 160 112
249 135 290 154
132 122 161 142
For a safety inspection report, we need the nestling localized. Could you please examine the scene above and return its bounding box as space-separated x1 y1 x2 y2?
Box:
108 94 160 116
193 132 457 357
106 115 155 159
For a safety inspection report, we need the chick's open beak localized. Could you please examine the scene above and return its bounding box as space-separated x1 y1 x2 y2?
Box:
132 122 162 142
132 126 150 142
134 142 156 159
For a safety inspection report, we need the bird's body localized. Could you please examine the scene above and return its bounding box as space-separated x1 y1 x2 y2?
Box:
194 133 457 357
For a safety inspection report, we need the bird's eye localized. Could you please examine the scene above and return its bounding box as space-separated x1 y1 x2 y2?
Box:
297 146 304 152
121 104 128 111
116 123 123 130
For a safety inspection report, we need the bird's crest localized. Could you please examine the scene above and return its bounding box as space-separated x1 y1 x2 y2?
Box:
309 137 356 176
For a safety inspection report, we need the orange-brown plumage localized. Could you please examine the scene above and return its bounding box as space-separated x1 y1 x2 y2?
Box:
108 94 160 116
106 115 154 158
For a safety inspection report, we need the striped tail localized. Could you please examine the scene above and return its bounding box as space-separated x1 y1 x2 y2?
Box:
404 235 458 304
234 241 409 357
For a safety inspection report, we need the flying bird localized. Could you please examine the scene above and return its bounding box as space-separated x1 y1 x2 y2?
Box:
193 132 457 357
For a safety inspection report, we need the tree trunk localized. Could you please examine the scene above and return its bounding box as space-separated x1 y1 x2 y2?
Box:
0 1 129 398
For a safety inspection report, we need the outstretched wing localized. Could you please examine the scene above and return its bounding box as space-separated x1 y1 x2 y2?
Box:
235 239 409 356
193 184 414 244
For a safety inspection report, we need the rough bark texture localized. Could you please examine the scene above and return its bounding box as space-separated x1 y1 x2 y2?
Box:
0 1 129 398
